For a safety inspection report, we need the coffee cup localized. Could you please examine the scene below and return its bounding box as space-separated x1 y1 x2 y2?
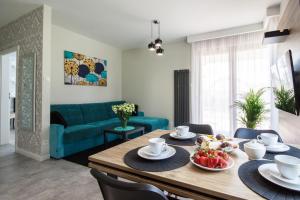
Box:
148 138 167 155
275 155 300 180
175 126 189 137
257 133 278 146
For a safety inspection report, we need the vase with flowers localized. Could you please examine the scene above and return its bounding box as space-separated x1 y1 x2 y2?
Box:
112 103 135 128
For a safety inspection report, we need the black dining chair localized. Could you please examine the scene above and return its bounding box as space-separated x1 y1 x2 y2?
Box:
90 169 176 200
234 128 284 143
182 123 213 135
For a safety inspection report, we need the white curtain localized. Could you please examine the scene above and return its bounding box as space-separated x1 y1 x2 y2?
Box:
191 31 273 136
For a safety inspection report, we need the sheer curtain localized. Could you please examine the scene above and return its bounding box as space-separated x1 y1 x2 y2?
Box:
191 31 272 136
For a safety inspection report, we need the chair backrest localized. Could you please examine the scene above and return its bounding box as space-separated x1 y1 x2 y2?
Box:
234 128 284 143
90 169 168 200
182 123 213 135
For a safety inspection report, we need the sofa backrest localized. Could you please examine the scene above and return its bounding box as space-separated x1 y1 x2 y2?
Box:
51 104 84 126
51 101 126 125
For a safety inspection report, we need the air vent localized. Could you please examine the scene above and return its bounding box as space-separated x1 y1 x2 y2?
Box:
263 29 290 45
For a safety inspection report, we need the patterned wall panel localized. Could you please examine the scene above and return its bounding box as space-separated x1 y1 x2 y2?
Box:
0 7 43 155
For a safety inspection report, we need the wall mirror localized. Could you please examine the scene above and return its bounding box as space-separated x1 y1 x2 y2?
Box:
19 52 36 132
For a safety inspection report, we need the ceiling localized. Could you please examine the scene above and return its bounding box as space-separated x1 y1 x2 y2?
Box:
0 0 281 49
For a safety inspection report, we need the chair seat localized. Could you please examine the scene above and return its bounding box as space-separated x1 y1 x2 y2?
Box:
234 128 284 143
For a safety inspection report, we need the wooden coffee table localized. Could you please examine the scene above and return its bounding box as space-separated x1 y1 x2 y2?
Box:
103 126 145 145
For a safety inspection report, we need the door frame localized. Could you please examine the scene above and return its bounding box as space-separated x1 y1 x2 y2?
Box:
0 45 19 148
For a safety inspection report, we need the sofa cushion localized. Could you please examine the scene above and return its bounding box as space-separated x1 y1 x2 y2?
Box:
64 124 99 144
81 103 111 123
129 116 169 132
87 118 120 129
51 105 84 126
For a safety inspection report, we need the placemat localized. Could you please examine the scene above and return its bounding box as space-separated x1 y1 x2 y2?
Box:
239 140 300 160
114 126 135 131
123 146 190 172
238 160 300 200
160 133 197 146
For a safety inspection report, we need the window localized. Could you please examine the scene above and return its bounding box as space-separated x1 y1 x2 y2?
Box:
191 32 272 136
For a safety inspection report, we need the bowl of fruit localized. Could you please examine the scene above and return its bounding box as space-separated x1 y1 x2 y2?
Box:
196 134 238 153
190 149 234 171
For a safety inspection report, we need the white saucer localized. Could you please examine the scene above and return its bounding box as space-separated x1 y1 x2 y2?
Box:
258 163 300 191
137 145 176 160
266 143 290 153
170 132 196 140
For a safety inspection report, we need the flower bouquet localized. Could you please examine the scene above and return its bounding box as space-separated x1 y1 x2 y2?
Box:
112 103 135 128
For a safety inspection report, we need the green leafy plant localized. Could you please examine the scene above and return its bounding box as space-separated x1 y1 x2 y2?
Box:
234 88 268 129
273 85 296 114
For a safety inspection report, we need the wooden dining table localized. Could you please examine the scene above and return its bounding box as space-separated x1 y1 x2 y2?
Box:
88 129 291 200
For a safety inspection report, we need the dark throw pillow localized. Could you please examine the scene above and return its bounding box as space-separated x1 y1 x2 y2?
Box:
132 104 139 116
50 111 68 128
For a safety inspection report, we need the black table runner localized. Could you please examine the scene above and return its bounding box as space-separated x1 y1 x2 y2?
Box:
238 160 300 200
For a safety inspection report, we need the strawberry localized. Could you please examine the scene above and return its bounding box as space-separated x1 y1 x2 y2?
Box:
194 154 201 163
218 158 228 168
199 156 208 167
198 150 207 157
217 151 224 157
207 156 220 168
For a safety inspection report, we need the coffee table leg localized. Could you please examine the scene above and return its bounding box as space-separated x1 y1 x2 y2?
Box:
123 133 128 141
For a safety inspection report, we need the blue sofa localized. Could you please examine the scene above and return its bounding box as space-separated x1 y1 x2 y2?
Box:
50 101 169 159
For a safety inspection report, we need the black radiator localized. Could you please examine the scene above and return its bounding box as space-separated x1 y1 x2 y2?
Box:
174 69 190 127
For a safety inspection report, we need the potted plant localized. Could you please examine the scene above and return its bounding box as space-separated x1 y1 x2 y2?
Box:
273 85 296 114
234 88 268 129
112 103 135 128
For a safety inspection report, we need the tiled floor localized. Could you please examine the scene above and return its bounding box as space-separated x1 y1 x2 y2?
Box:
0 144 103 200
0 144 189 200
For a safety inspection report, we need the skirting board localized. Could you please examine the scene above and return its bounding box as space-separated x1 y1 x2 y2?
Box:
16 147 50 161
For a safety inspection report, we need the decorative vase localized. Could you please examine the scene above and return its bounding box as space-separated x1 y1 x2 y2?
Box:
120 119 128 128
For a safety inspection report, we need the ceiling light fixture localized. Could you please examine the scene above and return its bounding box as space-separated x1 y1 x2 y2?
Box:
156 46 164 56
147 19 164 56
148 21 156 51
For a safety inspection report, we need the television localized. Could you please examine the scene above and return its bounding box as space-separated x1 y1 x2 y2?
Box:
271 50 300 115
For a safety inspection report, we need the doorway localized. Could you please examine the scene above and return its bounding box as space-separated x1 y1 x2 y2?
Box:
0 47 17 152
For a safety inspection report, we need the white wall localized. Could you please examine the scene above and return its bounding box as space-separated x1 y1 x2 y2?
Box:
122 42 191 127
51 25 122 104
277 4 300 144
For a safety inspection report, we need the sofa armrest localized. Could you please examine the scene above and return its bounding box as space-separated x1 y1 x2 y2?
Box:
50 124 65 159
137 111 144 117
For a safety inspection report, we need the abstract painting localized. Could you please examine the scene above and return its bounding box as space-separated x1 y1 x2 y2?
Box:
64 50 107 86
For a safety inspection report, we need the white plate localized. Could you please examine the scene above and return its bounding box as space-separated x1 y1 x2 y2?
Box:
189 154 234 171
266 143 290 152
170 132 196 140
258 163 300 191
268 164 300 185
138 145 176 160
